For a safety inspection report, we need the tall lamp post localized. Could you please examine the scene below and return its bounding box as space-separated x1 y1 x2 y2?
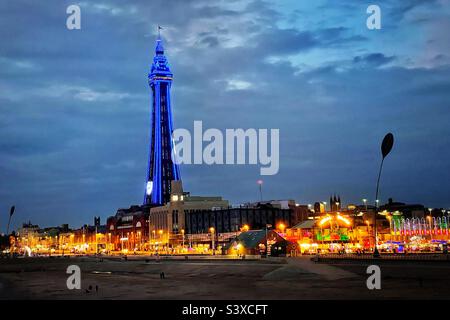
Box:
373 133 394 258
386 215 392 239
257 180 263 202
209 227 215 254
265 224 272 258
158 230 163 252
181 229 185 251
427 213 433 242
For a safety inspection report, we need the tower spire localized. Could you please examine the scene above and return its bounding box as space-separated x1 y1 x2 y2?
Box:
155 26 164 55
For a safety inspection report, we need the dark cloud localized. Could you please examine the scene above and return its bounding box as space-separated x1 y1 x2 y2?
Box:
353 53 396 67
316 27 367 46
388 0 440 21
253 28 318 55
198 35 220 48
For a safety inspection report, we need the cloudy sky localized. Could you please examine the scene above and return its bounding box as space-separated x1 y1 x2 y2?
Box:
1 0 449 231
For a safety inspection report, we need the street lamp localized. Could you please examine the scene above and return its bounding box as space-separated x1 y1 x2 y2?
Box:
362 199 368 211
277 223 286 233
322 201 327 212
428 208 433 241
427 215 433 241
209 227 215 254
137 231 142 252
257 180 263 202
386 215 392 238
265 224 272 258
181 229 185 250
158 230 163 248
151 230 156 250
241 224 249 232
95 230 98 255
364 219 371 250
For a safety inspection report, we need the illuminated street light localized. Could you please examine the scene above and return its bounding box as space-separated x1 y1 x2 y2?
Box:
257 180 263 202
386 215 392 235
427 215 433 240
209 227 215 253
181 229 185 249
158 229 163 244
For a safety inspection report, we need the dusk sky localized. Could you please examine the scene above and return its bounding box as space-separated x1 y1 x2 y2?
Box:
1 0 449 231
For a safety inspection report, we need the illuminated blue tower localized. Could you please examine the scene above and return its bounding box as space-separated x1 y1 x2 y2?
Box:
144 34 181 205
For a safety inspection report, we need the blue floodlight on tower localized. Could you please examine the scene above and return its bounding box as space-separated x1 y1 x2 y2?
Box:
144 30 181 205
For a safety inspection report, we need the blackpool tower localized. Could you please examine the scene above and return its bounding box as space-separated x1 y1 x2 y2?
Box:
144 33 181 205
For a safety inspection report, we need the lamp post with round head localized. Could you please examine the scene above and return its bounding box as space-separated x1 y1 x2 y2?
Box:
257 180 263 202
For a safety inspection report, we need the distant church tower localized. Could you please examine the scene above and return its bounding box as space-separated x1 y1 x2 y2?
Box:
144 33 181 205
330 194 342 211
